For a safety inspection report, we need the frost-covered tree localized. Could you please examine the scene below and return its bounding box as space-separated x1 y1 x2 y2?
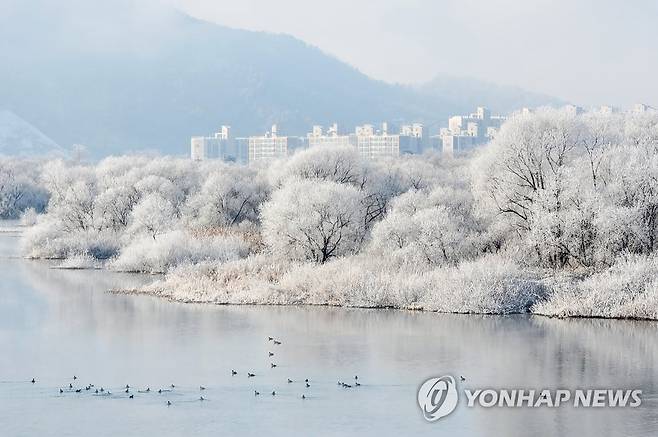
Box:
370 186 486 266
271 145 367 187
261 179 363 263
128 193 175 239
0 158 49 218
183 165 268 230
95 185 140 231
134 174 185 212
473 108 585 228
473 107 658 268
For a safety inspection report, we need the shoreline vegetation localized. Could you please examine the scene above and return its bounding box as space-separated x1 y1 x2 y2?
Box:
112 253 658 321
3 107 658 320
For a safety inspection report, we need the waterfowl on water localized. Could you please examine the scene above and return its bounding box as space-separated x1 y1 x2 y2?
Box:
254 390 260 396
287 378 293 383
247 373 255 378
271 363 277 368
231 370 238 376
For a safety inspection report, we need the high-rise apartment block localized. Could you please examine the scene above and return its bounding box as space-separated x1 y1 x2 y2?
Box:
190 125 241 162
437 106 506 156
248 124 287 163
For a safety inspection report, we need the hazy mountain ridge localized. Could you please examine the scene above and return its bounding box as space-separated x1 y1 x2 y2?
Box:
0 1 565 157
0 110 65 157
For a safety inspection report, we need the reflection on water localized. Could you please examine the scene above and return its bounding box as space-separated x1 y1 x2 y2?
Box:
1 229 657 436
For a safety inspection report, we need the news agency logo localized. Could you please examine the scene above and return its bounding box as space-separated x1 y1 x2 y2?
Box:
418 375 642 423
417 375 459 421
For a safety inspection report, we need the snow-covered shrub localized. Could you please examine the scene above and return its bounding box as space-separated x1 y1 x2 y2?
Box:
276 254 544 313
129 253 543 314
419 255 545 314
533 254 658 319
56 253 102 269
110 230 250 273
136 254 297 303
21 218 120 259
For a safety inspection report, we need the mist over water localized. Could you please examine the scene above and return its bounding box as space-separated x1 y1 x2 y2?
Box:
0 226 657 436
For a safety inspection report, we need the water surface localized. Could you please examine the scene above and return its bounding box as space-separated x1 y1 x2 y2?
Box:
1 226 657 436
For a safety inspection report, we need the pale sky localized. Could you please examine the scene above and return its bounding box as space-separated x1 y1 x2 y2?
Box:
173 0 658 108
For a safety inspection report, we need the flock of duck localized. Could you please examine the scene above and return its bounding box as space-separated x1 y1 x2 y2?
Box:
29 335 365 406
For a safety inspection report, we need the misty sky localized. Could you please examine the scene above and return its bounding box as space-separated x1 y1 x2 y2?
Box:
173 0 658 107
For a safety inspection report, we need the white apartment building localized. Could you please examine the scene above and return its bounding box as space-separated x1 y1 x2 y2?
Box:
598 105 620 114
248 124 288 163
305 122 426 158
307 123 351 148
354 123 400 159
190 125 235 161
399 123 427 154
632 103 656 113
440 106 506 156
564 104 585 115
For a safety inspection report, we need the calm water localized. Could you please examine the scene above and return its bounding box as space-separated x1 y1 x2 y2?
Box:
1 225 657 436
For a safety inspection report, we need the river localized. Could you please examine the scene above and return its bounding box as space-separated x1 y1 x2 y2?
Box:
0 224 657 436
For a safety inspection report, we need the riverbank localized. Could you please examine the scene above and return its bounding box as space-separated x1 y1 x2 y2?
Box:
8 219 658 321
114 252 658 321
